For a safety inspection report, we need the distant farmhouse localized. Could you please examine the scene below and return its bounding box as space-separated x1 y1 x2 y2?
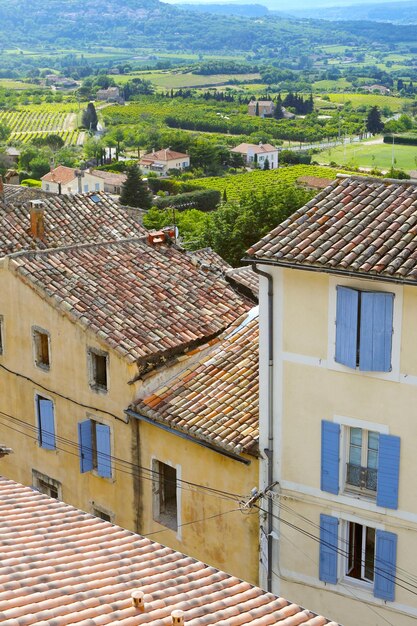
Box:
140 148 190 176
231 142 279 169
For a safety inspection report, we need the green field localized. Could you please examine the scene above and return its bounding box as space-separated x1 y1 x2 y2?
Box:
193 165 341 201
327 93 412 111
115 70 261 89
317 138 417 172
312 78 353 92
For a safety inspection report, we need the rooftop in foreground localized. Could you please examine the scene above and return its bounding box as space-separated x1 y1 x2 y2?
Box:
248 176 417 283
0 477 340 626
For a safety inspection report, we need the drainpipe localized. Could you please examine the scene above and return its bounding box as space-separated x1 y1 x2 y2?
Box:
252 263 274 592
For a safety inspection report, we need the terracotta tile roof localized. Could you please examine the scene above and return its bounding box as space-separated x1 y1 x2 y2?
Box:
187 248 231 272
141 148 189 162
296 176 334 190
248 176 417 282
130 308 259 457
226 266 259 299
0 477 340 626
41 165 77 184
3 184 53 204
0 192 145 255
90 170 127 185
231 143 277 155
9 239 251 364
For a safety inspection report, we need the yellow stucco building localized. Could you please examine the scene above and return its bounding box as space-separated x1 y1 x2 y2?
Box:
0 196 259 582
249 176 417 625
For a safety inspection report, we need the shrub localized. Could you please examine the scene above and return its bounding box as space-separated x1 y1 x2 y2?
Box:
21 179 42 187
155 188 221 212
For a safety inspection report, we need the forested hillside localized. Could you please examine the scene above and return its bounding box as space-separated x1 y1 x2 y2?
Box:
1 0 417 53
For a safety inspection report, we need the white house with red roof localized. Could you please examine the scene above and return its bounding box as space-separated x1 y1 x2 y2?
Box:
231 142 279 169
41 165 106 194
140 148 190 176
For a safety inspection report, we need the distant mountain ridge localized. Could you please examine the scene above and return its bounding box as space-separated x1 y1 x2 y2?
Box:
288 0 417 23
0 0 416 52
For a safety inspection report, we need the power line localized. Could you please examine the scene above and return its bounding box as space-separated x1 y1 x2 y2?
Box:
0 409 246 504
275 530 396 626
144 507 242 538
255 503 417 599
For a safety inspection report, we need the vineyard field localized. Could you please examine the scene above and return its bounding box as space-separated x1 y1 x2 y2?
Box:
193 165 341 201
0 104 80 145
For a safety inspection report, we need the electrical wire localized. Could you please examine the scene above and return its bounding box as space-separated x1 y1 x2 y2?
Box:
0 409 246 504
255 503 417 599
144 507 242 538
273 496 417 587
274 529 396 626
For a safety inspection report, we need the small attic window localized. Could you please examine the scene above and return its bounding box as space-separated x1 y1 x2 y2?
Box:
32 327 50 370
88 347 108 392
90 194 101 203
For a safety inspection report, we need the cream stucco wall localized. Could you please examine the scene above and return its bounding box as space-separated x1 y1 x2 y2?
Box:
0 259 259 583
257 264 417 625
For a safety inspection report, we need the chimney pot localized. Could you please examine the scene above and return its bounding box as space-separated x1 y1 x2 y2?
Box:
131 590 145 611
30 201 45 240
171 610 185 626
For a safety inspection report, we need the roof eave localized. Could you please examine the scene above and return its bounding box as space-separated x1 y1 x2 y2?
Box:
243 256 417 287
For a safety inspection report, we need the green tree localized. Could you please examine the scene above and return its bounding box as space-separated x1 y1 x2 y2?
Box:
119 164 152 209
29 156 50 180
200 183 314 266
82 102 98 131
366 106 384 134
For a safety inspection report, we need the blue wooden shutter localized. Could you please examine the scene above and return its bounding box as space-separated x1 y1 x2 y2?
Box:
377 435 400 509
38 398 55 450
335 286 359 368
359 292 394 372
321 421 340 494
374 530 397 601
78 420 93 473
319 514 339 584
96 423 111 478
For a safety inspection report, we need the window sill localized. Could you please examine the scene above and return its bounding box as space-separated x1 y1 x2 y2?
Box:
35 362 50 371
89 384 108 394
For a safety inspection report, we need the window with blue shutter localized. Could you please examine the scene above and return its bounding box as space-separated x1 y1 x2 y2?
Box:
319 514 339 584
335 287 358 368
321 421 340 494
335 287 394 372
37 396 55 450
377 435 400 510
78 419 93 473
78 419 111 477
374 530 397 601
359 292 394 372
96 423 112 478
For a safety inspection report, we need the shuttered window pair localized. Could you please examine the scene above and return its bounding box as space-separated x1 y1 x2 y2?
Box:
321 421 400 509
319 514 397 602
78 419 112 478
335 286 394 371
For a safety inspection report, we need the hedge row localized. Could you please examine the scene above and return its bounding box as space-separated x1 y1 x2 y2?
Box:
147 178 203 195
383 135 417 146
155 188 221 212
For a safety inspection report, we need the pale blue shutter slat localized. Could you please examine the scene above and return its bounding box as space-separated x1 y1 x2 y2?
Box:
377 434 400 509
374 530 397 601
335 286 358 368
38 398 55 450
359 292 394 372
319 514 338 584
78 420 93 473
96 423 111 478
321 421 340 494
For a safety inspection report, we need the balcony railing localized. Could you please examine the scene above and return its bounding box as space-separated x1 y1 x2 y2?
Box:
346 463 377 491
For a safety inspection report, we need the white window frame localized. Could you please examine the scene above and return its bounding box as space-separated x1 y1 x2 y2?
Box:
344 426 379 497
338 515 384 590
152 457 181 539
334 415 388 502
327 277 402 382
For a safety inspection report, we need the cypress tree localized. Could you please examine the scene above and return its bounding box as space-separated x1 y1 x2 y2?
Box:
119 164 152 209
82 102 98 131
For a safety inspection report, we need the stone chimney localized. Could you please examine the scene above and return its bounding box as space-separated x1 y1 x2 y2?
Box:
30 200 45 240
